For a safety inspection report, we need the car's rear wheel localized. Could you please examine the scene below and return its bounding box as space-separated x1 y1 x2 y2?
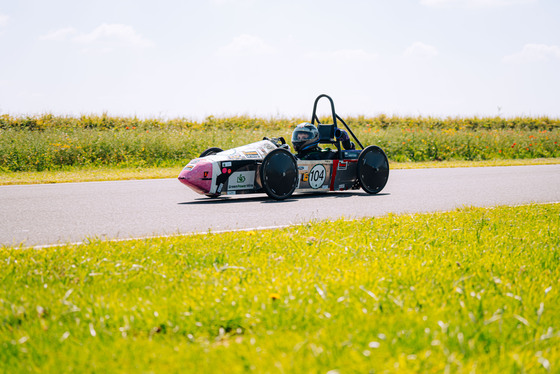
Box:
260 148 298 200
199 147 223 157
357 145 389 194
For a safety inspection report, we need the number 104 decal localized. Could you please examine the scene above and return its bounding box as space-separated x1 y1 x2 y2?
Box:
308 164 326 189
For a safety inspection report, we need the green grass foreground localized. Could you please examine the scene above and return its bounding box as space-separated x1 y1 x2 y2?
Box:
1 204 559 373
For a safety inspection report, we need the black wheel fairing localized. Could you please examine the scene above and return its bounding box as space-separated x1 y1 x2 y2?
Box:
357 145 389 194
199 147 223 157
260 148 298 200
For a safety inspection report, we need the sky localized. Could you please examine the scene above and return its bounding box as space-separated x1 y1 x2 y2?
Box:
0 0 559 119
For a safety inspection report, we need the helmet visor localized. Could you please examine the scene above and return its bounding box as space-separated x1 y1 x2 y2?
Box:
292 130 312 142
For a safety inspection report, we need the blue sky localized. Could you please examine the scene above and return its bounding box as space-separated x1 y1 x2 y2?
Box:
0 0 559 119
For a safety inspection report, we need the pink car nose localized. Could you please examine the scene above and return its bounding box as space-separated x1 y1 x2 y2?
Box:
178 160 213 194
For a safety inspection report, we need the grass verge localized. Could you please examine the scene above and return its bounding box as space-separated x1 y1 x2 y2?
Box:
0 166 180 185
1 204 559 373
1 158 559 185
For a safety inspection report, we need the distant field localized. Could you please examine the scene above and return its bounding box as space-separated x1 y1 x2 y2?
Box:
1 114 559 173
1 204 559 373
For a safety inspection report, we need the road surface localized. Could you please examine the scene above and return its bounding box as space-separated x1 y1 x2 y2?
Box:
1 164 559 247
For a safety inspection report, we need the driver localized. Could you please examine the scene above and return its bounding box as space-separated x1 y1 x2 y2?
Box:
291 122 321 159
291 122 355 160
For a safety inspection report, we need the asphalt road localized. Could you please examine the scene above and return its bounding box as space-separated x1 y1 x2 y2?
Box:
1 164 559 247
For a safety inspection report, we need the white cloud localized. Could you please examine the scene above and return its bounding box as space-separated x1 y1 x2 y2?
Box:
306 49 378 62
216 34 277 57
0 13 9 27
503 44 560 63
73 24 153 48
39 27 77 41
404 42 439 59
420 0 536 8
39 23 154 51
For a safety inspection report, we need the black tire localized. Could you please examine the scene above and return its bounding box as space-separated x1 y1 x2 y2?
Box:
357 145 389 194
260 148 298 200
199 147 223 157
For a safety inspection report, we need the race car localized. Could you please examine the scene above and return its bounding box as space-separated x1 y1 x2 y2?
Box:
178 94 389 200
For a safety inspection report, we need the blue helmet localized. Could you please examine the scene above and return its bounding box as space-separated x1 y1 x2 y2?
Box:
291 122 319 152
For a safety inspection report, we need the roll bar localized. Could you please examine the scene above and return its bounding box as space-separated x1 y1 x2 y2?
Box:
310 94 364 150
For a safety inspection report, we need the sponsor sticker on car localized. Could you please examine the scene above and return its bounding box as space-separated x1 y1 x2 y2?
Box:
243 151 259 159
227 171 256 191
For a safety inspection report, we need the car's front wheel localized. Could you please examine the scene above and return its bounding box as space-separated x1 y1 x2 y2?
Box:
260 148 299 200
199 147 223 157
357 145 389 194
